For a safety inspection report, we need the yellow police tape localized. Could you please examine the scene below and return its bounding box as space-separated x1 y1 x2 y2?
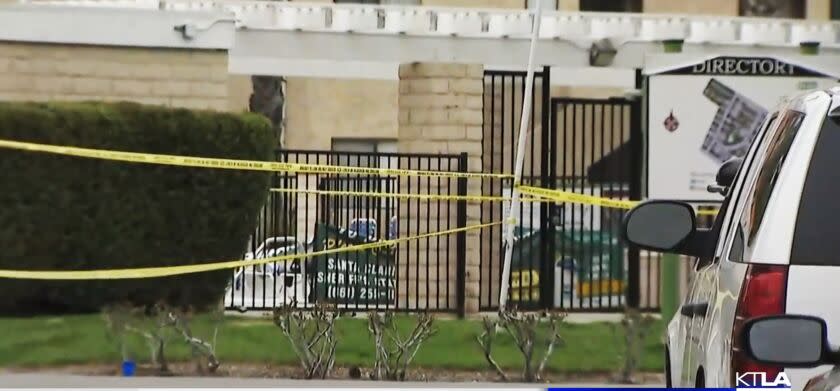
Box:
0 138 511 180
0 221 502 280
270 188 719 216
517 185 637 209
516 185 719 216
0 137 719 215
0 138 720 279
271 186 719 216
270 188 542 203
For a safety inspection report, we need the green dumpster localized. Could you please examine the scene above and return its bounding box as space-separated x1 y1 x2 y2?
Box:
556 230 626 307
507 227 542 306
506 228 628 308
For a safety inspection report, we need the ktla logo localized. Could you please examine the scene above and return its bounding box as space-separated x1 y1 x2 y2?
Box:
736 372 792 390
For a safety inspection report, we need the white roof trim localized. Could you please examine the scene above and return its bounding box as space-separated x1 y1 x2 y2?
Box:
1 3 235 50
229 57 400 80
7 0 840 72
19 0 840 48
228 59 637 87
486 64 636 88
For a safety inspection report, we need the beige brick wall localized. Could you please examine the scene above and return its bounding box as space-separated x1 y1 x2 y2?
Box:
807 0 831 20
0 42 229 110
422 0 525 8
644 0 737 15
558 0 579 11
397 62 483 314
284 77 398 150
644 0 829 18
228 74 253 113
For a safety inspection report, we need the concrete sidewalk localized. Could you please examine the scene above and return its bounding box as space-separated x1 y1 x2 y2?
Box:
0 373 663 388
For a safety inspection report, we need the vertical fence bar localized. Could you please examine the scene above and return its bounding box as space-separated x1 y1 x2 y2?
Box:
545 96 557 309
394 156 409 309
608 105 617 310
597 103 606 311
413 157 420 312
561 102 571 311
436 158 442 310
585 103 594 311
541 68 554 310
456 153 468 318
484 74 495 311
627 100 643 310
446 158 452 313
306 153 315 309
425 158 432 311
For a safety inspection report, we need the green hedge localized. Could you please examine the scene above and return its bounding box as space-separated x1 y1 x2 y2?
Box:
0 101 274 314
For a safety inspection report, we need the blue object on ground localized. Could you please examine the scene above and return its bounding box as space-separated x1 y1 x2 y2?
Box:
122 360 136 377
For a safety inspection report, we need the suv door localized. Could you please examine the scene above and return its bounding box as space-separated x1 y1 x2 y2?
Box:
680 112 781 387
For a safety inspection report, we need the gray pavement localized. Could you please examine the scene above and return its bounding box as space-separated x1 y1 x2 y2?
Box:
0 373 663 388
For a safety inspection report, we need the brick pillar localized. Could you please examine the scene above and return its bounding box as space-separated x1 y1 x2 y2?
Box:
397 62 483 315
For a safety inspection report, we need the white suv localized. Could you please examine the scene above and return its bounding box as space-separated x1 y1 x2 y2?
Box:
623 87 840 390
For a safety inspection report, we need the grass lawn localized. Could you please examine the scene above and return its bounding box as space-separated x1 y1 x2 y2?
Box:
0 313 665 373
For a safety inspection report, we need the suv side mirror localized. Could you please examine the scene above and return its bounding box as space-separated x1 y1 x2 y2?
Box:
742 315 830 367
717 157 742 187
707 158 742 195
622 201 696 252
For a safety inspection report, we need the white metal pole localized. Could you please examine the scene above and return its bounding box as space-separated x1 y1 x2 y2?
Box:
499 0 543 312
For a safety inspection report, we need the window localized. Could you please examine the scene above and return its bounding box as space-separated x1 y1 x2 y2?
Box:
713 113 777 261
334 0 420 4
791 114 840 265
331 138 397 168
744 111 804 242
324 139 398 237
832 0 840 19
727 110 805 262
580 0 641 12
728 227 745 262
739 0 804 18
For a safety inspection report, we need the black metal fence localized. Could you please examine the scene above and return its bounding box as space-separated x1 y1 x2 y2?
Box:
551 97 644 312
479 67 552 311
225 149 469 314
480 68 660 313
225 71 718 315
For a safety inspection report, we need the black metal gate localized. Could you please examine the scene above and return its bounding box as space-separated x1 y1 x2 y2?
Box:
226 149 469 314
481 69 654 312
550 97 648 312
479 67 552 311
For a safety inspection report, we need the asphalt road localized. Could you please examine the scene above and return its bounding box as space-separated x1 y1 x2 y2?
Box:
0 373 663 388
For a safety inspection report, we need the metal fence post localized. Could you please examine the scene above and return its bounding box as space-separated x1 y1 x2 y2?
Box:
626 98 643 310
456 152 468 318
539 67 555 310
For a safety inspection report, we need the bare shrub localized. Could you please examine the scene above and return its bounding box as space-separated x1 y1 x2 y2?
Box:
273 304 338 379
368 311 437 381
612 307 656 384
477 307 566 382
102 303 221 374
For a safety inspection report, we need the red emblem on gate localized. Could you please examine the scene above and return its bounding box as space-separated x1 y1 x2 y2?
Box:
663 110 679 132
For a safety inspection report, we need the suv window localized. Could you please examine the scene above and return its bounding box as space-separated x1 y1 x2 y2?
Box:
791 114 840 265
728 110 805 262
745 111 805 243
712 113 776 260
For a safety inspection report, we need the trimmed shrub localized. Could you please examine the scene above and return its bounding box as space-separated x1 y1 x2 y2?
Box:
0 101 274 314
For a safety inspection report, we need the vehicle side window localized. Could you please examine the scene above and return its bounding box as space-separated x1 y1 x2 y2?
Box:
727 110 806 261
728 225 744 262
711 114 778 260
